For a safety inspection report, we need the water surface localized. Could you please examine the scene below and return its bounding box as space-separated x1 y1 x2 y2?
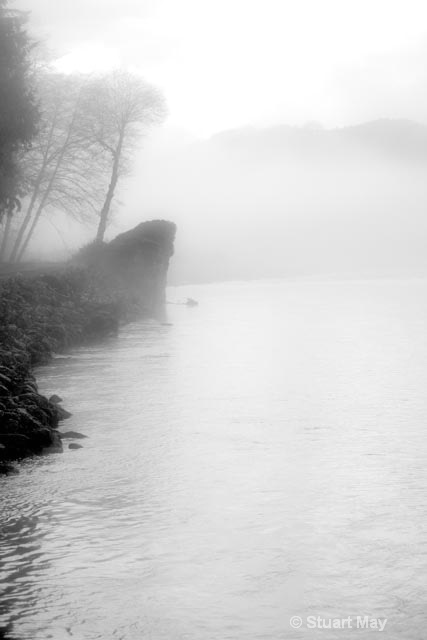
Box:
1 278 427 639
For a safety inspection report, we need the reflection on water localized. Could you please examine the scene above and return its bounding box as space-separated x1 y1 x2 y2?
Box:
1 278 427 639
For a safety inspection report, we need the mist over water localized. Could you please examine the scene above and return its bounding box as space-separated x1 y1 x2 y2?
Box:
110 120 427 284
25 119 427 286
3 1 427 638
1 278 427 639
7 0 427 286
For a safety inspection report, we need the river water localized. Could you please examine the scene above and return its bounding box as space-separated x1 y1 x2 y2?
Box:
1 278 427 639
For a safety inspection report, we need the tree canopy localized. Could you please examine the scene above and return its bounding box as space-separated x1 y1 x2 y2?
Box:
0 1 38 220
0 6 167 261
83 71 167 242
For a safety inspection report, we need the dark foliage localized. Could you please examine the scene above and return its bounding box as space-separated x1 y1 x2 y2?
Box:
0 220 175 470
0 1 38 219
0 269 120 469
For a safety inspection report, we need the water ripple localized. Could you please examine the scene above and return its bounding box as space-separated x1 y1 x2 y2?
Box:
1 279 427 638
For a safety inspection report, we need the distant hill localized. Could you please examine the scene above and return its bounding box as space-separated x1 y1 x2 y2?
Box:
121 117 427 284
208 118 427 164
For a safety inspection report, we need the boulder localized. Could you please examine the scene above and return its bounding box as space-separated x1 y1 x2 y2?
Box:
59 431 88 439
55 405 72 421
49 394 63 404
41 431 63 454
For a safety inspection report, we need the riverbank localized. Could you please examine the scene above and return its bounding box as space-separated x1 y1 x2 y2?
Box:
0 220 176 472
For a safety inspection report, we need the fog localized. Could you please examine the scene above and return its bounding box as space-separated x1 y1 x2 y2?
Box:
124 120 427 283
30 120 427 282
12 0 427 284
28 118 427 283
5 3 427 637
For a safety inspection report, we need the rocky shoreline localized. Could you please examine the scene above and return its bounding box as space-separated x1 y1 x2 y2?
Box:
0 220 176 473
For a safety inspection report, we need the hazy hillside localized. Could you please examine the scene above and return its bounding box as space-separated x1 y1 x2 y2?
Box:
210 119 427 164
27 119 427 283
150 119 427 283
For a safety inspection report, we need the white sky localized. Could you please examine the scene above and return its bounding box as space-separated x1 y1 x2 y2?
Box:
14 0 427 136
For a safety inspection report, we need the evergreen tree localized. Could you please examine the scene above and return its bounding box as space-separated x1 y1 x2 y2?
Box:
0 0 37 248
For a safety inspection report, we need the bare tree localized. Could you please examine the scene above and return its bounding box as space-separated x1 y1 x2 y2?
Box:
5 70 165 260
9 72 106 261
17 140 107 260
0 206 15 261
85 71 167 243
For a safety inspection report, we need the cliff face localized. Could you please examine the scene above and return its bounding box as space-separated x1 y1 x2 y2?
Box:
0 220 176 472
76 220 176 314
102 219 176 310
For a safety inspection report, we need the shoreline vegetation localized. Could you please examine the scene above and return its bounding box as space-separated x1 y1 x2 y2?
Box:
0 220 176 474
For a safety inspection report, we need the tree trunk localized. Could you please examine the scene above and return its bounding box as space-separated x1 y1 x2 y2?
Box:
9 104 60 262
96 129 124 243
0 212 13 262
16 200 45 261
9 185 41 262
17 158 62 261
16 98 81 261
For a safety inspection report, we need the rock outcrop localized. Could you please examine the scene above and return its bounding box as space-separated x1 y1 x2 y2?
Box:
0 220 176 472
75 220 176 315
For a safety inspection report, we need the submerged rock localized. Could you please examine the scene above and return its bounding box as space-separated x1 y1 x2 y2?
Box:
0 461 17 475
59 431 88 439
49 394 63 404
55 405 72 421
68 443 83 450
42 431 63 454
